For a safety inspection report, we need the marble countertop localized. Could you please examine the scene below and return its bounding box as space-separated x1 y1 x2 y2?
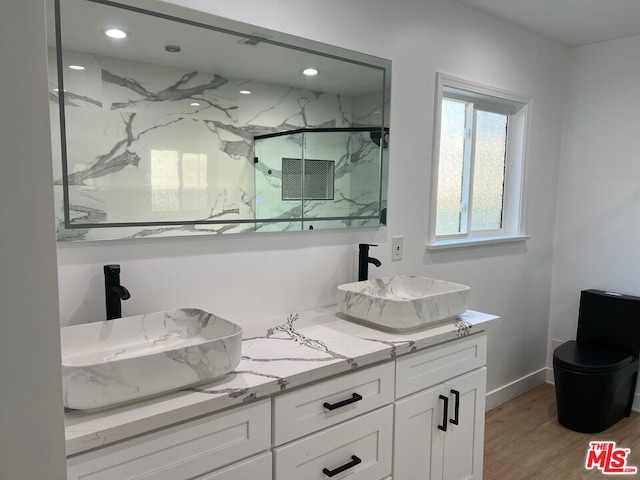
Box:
64 306 499 456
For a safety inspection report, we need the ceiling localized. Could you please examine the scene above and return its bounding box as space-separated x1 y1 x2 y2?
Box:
454 0 640 47
47 0 386 96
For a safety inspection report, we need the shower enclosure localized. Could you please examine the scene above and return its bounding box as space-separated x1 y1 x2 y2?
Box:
253 127 388 231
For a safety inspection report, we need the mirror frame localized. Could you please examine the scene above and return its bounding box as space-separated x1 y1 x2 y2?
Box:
52 0 391 234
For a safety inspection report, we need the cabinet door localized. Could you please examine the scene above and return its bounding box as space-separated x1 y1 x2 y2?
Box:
67 399 271 480
442 367 486 480
394 384 446 480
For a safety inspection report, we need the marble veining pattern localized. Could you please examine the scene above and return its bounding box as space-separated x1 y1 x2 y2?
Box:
337 275 471 332
50 49 386 240
64 306 498 455
455 318 473 337
61 309 242 411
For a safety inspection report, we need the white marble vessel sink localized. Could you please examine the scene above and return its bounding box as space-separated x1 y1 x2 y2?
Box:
338 275 470 332
61 309 242 411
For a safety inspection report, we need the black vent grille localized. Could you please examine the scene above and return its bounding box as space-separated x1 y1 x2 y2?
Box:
282 158 335 201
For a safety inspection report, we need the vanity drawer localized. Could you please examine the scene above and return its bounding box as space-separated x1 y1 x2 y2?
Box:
194 452 272 480
67 399 271 480
396 333 487 398
274 405 393 480
273 361 394 445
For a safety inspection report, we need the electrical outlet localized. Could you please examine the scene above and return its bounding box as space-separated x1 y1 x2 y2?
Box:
392 236 403 261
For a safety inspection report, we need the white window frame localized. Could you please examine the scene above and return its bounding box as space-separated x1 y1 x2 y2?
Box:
427 73 531 249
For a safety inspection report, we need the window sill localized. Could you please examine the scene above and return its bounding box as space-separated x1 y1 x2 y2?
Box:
425 234 530 251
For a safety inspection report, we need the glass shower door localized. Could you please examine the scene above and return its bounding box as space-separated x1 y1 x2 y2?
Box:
253 133 303 232
302 130 382 230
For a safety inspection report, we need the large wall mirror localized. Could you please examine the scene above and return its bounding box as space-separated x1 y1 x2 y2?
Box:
47 0 390 241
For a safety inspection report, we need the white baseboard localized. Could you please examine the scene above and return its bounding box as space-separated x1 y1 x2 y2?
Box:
485 368 547 411
545 366 554 384
545 366 640 414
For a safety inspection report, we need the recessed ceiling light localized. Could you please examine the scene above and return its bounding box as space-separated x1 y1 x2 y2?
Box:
190 102 201 106
165 45 181 53
102 28 128 39
239 90 252 95
302 68 319 76
68 65 85 71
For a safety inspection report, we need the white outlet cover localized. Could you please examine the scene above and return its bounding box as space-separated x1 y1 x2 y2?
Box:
392 236 403 260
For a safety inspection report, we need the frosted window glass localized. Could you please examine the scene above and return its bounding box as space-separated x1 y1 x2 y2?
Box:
151 150 179 187
181 153 208 210
436 99 466 236
471 110 507 231
181 153 207 188
151 150 179 212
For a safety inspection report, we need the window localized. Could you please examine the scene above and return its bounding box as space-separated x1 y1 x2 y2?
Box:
151 150 208 213
428 73 530 248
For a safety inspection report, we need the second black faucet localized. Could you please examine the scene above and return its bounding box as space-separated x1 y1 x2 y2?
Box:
104 264 131 320
358 243 381 281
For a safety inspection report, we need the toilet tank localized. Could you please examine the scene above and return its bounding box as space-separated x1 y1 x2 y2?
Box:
577 289 640 357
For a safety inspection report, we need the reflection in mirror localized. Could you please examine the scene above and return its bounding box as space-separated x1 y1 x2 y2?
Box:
254 128 388 232
48 0 390 240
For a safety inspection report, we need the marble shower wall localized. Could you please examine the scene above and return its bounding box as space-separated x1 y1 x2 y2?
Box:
50 49 386 241
252 90 389 231
253 130 383 232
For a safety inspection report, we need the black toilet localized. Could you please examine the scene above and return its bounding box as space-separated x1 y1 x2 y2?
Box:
553 289 640 433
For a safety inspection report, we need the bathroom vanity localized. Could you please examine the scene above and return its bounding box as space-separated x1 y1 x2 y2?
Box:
64 306 498 480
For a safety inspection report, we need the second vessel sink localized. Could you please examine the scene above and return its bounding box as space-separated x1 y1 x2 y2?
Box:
337 275 470 332
61 308 242 411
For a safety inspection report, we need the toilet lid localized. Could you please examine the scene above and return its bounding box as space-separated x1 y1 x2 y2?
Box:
553 340 634 373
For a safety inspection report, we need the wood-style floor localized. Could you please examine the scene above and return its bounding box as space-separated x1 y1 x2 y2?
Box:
484 383 640 479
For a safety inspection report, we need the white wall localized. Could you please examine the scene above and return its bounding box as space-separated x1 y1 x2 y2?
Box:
0 1 67 478
57 0 569 403
548 34 640 401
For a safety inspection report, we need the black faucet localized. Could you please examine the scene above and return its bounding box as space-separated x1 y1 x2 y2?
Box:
104 264 131 320
358 243 381 281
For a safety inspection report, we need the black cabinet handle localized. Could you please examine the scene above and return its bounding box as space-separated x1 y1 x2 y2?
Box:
438 394 449 432
323 393 363 411
450 389 460 425
323 455 362 477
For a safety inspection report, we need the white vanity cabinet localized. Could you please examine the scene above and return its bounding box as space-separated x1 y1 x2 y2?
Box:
66 333 490 480
394 334 487 480
66 399 271 480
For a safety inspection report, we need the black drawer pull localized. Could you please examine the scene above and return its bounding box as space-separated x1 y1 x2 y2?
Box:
323 393 363 411
438 394 449 432
450 389 460 425
322 455 362 477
